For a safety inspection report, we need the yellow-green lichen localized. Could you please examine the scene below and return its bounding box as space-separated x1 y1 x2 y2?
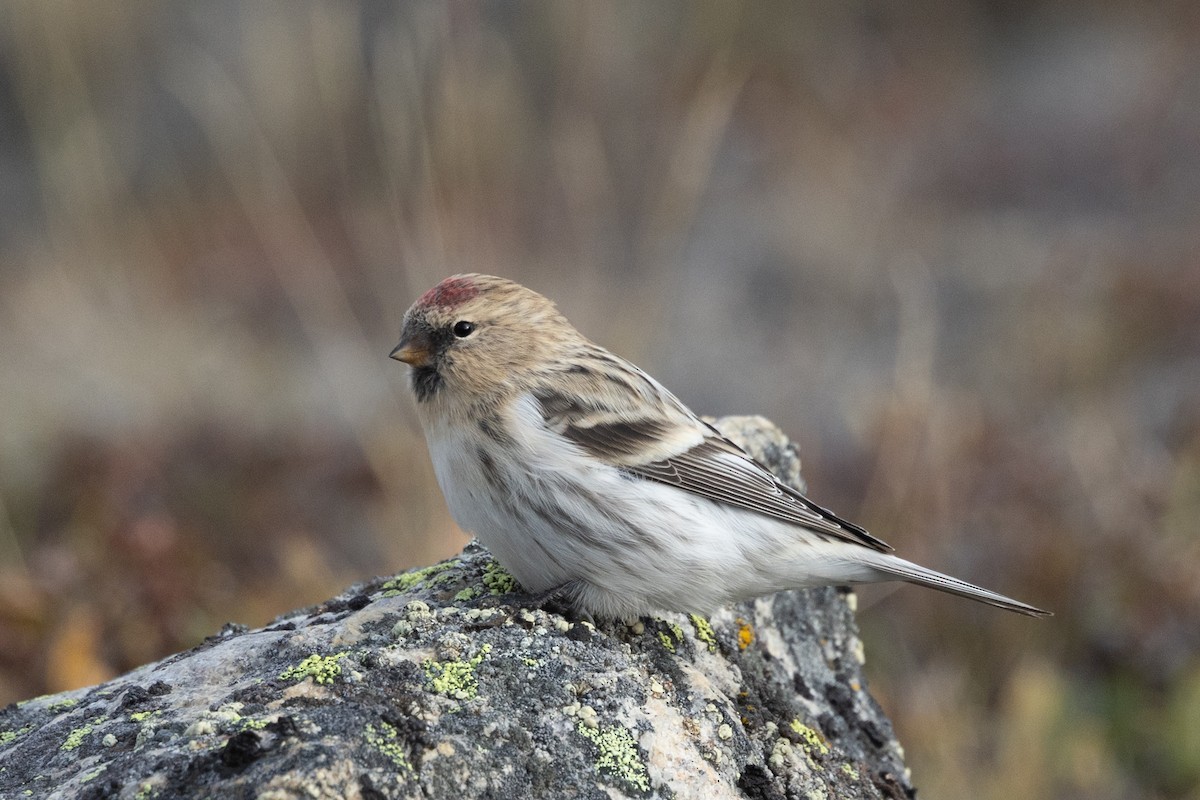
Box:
790 719 830 756
482 561 518 595
454 586 482 602
424 643 491 699
61 716 104 751
577 721 650 792
80 765 107 783
656 631 676 652
365 721 413 772
689 614 718 652
183 702 265 738
135 781 156 800
280 652 349 685
49 698 78 713
0 725 32 744
128 710 158 723
381 562 459 597
841 763 858 778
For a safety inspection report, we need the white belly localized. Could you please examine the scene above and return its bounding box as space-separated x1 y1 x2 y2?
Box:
418 396 869 618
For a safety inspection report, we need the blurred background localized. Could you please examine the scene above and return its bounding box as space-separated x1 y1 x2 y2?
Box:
0 2 1197 797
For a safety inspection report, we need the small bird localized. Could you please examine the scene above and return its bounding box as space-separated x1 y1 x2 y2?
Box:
391 274 1049 620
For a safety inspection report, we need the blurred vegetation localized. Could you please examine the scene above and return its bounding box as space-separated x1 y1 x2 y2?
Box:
0 2 1198 798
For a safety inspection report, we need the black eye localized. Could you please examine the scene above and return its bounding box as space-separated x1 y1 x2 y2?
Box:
452 320 476 338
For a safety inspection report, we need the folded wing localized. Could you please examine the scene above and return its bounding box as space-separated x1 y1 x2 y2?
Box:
532 355 891 552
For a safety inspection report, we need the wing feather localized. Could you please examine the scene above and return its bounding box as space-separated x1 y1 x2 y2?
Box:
531 358 891 552
626 437 891 551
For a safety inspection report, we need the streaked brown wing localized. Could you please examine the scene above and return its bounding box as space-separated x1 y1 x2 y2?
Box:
531 357 704 465
625 435 893 552
532 373 891 552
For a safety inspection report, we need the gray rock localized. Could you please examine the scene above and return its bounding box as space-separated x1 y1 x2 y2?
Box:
0 416 913 799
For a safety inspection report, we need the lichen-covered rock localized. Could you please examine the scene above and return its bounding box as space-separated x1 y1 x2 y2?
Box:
0 416 914 799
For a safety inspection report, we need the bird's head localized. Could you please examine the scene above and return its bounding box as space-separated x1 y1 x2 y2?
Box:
392 274 574 403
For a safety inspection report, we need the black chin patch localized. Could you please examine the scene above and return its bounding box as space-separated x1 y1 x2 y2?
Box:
411 366 442 402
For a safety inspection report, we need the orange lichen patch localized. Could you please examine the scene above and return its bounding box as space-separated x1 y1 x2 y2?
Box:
736 619 754 651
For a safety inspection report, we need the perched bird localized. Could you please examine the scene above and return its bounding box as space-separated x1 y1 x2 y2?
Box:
390 274 1049 620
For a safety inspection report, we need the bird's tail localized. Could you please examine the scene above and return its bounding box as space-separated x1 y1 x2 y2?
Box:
863 552 1051 617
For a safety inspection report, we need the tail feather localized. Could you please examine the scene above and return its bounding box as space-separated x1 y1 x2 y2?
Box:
866 554 1051 617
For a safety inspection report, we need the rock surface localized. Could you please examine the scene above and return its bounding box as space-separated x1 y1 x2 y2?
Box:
0 416 914 799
